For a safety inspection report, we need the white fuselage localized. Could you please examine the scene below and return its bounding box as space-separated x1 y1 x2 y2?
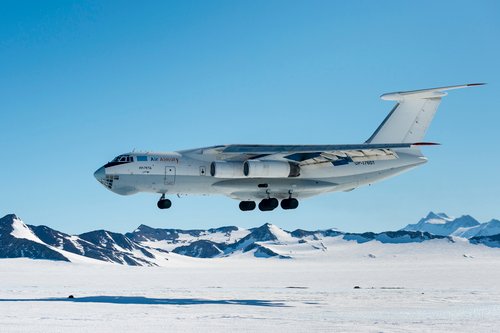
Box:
94 148 426 202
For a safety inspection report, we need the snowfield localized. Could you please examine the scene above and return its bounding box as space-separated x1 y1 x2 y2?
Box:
2 242 500 332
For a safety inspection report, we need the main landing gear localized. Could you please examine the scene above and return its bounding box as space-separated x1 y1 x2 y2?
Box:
239 201 256 211
281 198 299 210
258 198 279 211
239 198 299 211
157 194 172 209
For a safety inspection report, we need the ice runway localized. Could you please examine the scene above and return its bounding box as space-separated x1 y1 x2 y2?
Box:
2 246 500 333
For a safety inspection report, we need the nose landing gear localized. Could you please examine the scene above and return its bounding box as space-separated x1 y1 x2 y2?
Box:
157 194 172 209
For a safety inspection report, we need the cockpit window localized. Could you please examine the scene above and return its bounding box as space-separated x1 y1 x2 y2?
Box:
112 155 134 162
107 155 133 167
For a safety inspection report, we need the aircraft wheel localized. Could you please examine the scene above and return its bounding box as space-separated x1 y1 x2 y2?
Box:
258 198 279 211
157 199 172 209
239 201 256 211
268 198 279 209
281 198 299 210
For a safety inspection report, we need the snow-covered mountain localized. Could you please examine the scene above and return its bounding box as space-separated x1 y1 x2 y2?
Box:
134 222 452 259
453 219 500 238
126 224 249 251
401 212 500 238
0 214 168 266
2 211 500 265
470 233 500 248
165 223 312 259
0 214 69 262
402 212 480 236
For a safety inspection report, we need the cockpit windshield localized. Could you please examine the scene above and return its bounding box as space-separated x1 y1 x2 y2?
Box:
112 155 133 163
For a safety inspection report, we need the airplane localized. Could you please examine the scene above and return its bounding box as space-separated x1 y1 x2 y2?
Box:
94 83 483 211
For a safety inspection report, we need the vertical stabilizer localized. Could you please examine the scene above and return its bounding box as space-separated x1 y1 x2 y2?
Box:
366 83 484 144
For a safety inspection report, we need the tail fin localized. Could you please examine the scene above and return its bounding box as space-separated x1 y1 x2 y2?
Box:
366 83 484 144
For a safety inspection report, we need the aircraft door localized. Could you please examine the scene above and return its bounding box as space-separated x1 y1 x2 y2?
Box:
164 166 176 185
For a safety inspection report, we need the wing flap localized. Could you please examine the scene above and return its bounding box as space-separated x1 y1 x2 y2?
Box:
296 148 398 165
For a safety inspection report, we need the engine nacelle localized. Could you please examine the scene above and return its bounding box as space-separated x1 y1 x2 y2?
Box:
210 161 244 178
243 160 300 178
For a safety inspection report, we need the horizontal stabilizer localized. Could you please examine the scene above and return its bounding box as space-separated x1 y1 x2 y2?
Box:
381 83 485 101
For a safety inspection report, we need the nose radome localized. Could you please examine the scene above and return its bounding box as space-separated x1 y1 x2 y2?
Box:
94 166 105 181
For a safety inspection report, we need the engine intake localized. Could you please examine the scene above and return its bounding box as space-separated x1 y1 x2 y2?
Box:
210 161 245 178
243 160 300 178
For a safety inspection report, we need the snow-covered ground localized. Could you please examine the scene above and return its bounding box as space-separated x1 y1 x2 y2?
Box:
2 242 500 332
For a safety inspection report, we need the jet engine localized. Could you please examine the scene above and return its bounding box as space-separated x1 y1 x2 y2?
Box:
243 160 300 178
210 161 245 178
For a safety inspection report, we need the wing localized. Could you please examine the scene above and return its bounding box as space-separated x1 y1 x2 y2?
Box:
190 142 436 165
182 142 436 201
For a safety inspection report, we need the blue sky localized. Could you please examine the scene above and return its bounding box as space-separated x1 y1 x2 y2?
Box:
1 1 498 234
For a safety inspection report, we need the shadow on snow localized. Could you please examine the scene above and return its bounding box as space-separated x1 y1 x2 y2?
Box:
0 296 288 307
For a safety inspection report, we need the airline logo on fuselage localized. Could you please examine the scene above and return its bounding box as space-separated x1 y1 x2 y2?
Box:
149 156 179 163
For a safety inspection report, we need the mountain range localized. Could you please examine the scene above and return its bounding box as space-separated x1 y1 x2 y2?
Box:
402 212 500 238
1 211 499 266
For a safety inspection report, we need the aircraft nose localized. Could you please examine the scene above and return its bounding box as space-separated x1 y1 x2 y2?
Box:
94 166 105 182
